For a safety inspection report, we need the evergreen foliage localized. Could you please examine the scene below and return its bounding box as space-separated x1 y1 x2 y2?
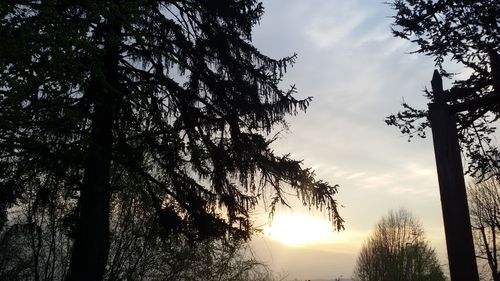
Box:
0 1 343 280
385 0 500 180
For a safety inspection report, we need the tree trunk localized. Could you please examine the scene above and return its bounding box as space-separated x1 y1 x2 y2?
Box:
429 70 479 281
65 18 120 281
64 82 114 281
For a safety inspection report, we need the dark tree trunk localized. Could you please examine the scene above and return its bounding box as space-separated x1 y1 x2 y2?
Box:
429 70 479 281
64 82 114 281
65 18 121 281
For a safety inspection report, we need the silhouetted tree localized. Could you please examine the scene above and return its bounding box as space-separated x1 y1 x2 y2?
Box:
105 195 279 281
0 185 73 281
385 0 500 181
469 179 500 281
0 1 343 281
353 209 446 281
0 191 282 281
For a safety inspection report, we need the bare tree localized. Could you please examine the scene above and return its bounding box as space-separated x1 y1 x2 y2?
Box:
0 192 280 281
104 195 277 281
469 179 500 281
0 185 73 281
354 209 446 281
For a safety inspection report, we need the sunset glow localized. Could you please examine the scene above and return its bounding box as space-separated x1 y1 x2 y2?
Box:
264 213 336 245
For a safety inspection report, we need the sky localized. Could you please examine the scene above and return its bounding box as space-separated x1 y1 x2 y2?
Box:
247 0 460 279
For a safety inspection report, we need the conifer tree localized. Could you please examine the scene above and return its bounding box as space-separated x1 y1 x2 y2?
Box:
386 0 500 180
0 1 343 280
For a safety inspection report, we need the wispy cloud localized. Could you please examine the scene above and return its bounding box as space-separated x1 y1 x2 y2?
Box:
305 2 367 48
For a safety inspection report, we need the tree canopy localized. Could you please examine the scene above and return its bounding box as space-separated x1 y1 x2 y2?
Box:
385 0 500 180
354 209 446 281
0 1 343 280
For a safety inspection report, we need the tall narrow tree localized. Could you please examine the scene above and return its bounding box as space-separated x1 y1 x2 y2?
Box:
0 1 343 281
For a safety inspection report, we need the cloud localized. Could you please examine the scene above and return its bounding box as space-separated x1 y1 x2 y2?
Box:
305 3 367 48
345 172 367 180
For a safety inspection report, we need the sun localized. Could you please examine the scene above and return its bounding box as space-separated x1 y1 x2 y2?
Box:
264 213 335 245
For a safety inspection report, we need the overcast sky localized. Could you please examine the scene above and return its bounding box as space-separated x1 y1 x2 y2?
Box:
248 0 458 279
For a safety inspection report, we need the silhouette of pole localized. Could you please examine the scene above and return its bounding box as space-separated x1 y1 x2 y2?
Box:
428 70 479 281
